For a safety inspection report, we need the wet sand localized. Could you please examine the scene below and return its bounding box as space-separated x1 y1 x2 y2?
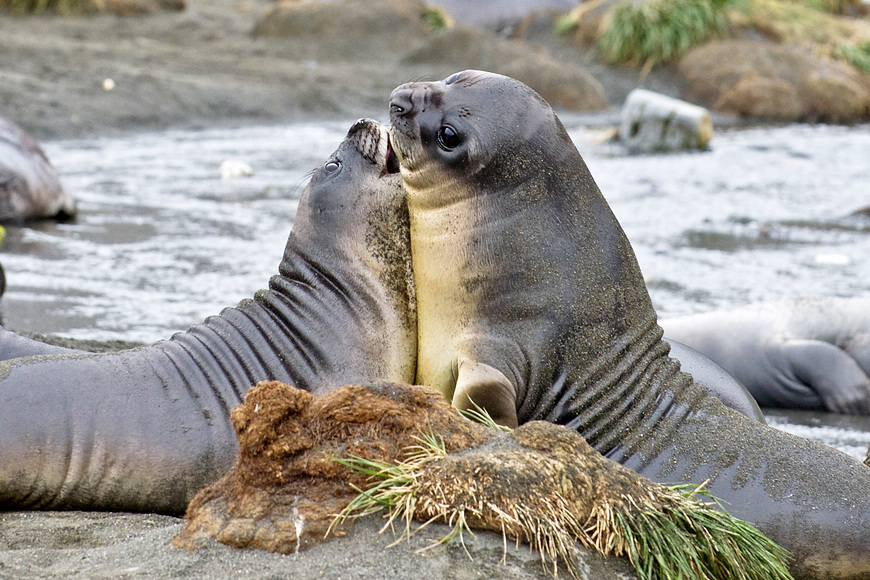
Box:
0 510 638 579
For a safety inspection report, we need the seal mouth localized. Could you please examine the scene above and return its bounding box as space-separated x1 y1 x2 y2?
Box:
384 140 400 175
346 118 400 176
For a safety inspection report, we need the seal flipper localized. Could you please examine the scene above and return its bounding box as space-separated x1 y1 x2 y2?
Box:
452 357 518 428
781 338 870 414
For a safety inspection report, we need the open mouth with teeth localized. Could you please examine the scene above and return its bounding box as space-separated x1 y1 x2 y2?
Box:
346 118 401 176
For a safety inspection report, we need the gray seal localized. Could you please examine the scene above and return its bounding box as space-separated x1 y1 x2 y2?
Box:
665 339 764 422
0 116 76 222
662 297 870 414
389 70 870 578
0 119 416 514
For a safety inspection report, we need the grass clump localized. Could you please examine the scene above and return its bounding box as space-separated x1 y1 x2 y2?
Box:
607 484 793 580
599 0 734 65
332 422 794 580
421 7 452 32
837 40 870 74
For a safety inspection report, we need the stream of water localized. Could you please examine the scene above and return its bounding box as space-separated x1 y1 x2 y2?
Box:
2 117 869 458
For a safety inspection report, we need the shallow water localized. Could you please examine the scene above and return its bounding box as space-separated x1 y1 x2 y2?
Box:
2 117 870 458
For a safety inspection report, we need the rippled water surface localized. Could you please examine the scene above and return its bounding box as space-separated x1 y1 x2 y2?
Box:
2 118 870 457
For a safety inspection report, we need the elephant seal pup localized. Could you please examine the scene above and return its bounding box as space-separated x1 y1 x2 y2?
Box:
665 339 764 422
662 297 870 414
0 116 76 222
0 119 415 514
389 70 870 578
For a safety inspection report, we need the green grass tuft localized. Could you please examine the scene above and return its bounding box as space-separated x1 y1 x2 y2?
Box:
599 0 732 65
421 7 451 32
837 40 870 75
555 12 580 35
611 483 793 580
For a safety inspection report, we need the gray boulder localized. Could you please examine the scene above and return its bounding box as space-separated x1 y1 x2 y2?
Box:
619 89 713 154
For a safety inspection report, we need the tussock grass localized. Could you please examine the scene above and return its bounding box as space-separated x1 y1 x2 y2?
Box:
332 429 794 580
421 7 452 31
559 0 870 75
737 0 868 46
599 0 733 66
837 41 870 75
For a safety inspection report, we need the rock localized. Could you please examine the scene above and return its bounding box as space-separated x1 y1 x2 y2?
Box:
679 39 870 123
0 117 76 223
252 0 432 60
619 89 713 154
219 159 253 179
402 27 607 111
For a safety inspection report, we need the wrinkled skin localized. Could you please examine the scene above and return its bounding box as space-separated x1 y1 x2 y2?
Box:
389 70 870 579
663 298 870 415
667 339 764 422
0 116 76 223
0 119 416 514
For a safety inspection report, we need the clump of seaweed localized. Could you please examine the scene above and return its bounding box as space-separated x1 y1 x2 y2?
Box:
335 421 794 580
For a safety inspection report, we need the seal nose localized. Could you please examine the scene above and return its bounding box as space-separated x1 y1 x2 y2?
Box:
346 118 374 138
389 88 415 118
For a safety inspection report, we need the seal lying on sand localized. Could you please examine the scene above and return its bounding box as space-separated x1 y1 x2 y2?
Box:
0 119 415 514
665 339 764 422
0 116 76 223
389 70 870 578
662 297 870 414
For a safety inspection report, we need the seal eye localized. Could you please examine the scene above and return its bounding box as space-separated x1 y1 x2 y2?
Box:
323 160 341 174
436 125 462 151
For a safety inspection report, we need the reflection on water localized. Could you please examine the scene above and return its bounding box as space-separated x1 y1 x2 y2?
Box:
2 118 870 456
765 410 870 461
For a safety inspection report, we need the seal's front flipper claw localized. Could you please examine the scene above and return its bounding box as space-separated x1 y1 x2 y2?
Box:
452 358 518 429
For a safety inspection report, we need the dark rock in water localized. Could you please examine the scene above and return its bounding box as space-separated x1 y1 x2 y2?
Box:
403 27 607 111
0 117 76 223
679 40 870 123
